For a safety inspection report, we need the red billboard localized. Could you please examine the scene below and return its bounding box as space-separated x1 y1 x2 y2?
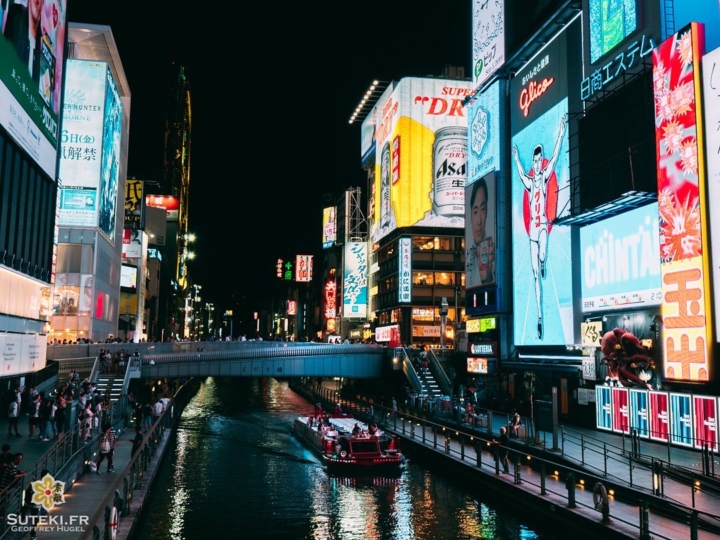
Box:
648 391 670 443
612 387 630 434
145 195 179 222
693 395 718 451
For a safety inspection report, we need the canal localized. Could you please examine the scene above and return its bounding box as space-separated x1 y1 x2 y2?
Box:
133 377 561 539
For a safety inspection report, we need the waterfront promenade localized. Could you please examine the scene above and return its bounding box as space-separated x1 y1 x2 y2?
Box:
4 382 720 540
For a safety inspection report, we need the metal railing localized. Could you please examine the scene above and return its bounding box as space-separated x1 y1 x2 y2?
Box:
301 381 720 538
54 357 97 379
427 348 453 395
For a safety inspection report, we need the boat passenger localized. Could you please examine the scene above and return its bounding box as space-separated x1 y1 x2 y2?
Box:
352 423 362 437
368 423 378 437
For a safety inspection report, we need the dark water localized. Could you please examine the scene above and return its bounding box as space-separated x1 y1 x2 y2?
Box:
134 377 555 539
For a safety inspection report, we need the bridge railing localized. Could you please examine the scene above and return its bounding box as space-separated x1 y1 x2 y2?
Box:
142 343 385 364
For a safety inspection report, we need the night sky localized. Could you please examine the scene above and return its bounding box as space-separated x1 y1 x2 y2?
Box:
67 0 471 311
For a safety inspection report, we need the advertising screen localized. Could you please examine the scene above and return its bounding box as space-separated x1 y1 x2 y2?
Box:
648 391 669 442
58 60 107 227
580 203 662 312
465 172 496 291
596 385 612 431
653 24 712 382
510 27 574 346
468 80 501 182
295 255 313 282
588 0 638 64
701 48 720 342
124 179 145 230
398 238 412 303
343 242 367 319
322 206 337 249
120 265 137 290
122 229 142 259
98 68 122 243
669 392 693 447
0 0 66 177
370 78 473 245
629 389 649 438
611 386 629 434
145 195 179 221
472 0 505 88
375 324 399 344
693 395 718 451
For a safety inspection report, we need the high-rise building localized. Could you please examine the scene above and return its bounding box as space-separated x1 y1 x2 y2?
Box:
50 24 131 343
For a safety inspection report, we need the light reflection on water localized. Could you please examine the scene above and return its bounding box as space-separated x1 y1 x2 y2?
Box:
133 378 552 540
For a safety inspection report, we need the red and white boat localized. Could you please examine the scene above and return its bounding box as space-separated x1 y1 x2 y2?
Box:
293 414 404 473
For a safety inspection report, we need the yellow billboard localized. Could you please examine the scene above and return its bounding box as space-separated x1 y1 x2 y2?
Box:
370 78 473 245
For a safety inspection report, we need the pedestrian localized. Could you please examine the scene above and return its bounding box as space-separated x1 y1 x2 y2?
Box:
41 399 56 442
0 452 26 491
23 468 49 540
81 402 94 442
7 398 20 437
152 397 165 424
492 426 511 474
130 426 143 457
142 403 153 432
28 394 42 439
54 400 66 442
96 425 117 474
391 396 398 420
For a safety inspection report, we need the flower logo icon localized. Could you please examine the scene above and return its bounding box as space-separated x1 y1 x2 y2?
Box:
31 473 65 512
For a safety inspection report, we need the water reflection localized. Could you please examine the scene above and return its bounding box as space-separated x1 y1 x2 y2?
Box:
134 378 550 540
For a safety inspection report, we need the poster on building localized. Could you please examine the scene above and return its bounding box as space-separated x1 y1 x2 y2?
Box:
669 392 694 448
648 391 670 443
295 255 313 283
124 179 145 230
322 206 337 249
468 81 501 182
629 389 649 438
693 395 718 451
465 172 497 292
596 385 612 431
611 386 629 434
398 238 412 303
472 0 505 88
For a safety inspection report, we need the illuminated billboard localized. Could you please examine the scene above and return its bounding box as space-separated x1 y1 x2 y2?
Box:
324 280 336 320
701 47 720 341
58 60 107 227
468 80 501 182
472 0 505 89
588 0 638 64
653 23 713 382
465 172 496 291
580 203 661 312
98 68 122 243
122 229 142 259
343 242 367 318
295 255 313 282
0 0 67 177
120 265 137 290
370 78 473 244
145 195 179 221
398 238 412 303
124 179 145 230
322 206 337 249
510 27 574 346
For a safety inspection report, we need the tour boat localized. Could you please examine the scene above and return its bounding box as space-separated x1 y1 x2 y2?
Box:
293 414 404 473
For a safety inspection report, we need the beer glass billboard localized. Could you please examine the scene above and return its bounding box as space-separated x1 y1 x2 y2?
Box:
0 0 67 177
510 24 575 346
370 77 473 245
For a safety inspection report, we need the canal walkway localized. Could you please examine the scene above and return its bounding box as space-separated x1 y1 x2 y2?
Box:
3 379 720 540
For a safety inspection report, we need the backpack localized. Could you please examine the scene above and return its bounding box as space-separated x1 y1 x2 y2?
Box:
100 436 111 453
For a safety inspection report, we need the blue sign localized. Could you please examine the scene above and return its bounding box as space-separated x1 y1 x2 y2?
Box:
580 203 661 312
468 80 501 183
596 386 612 431
669 393 694 448
629 389 649 438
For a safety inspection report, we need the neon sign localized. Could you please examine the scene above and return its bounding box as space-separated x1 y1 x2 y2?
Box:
519 78 554 117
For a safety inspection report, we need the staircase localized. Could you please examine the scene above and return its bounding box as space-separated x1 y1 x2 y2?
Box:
416 366 442 399
95 374 124 403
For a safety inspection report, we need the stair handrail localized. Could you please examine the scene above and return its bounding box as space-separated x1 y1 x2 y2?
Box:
427 348 453 396
396 348 423 394
88 352 101 383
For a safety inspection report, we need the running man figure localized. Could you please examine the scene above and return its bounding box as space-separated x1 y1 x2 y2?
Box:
511 113 567 340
